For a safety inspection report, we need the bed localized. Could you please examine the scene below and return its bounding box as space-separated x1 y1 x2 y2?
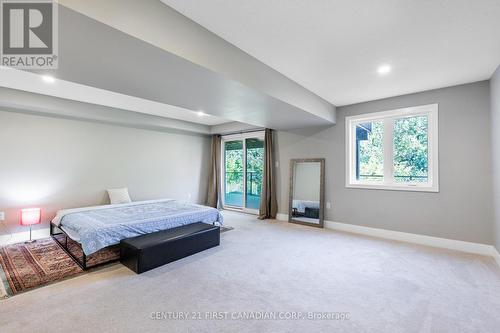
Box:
292 199 320 218
50 199 223 269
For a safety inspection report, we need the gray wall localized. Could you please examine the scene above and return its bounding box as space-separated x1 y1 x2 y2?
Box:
276 81 494 244
0 111 211 234
491 66 500 251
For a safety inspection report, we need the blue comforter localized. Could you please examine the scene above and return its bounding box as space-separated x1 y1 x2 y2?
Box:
58 200 223 255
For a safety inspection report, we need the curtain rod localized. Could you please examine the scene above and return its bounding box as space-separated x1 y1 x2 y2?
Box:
218 128 266 137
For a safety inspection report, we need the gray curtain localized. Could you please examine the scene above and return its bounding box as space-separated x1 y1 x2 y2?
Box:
259 129 278 219
207 134 222 209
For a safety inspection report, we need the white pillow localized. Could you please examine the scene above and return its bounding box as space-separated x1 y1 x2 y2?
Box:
107 188 132 204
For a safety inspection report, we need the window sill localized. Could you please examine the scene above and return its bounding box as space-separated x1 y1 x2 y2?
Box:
346 183 439 193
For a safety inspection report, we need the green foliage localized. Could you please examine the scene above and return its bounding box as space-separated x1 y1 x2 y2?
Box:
225 149 243 186
224 140 264 195
358 121 384 181
357 116 428 182
393 116 428 182
246 147 263 195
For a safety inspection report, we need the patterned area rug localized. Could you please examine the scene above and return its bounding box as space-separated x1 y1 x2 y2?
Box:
0 227 232 299
0 238 83 298
51 232 120 267
220 225 234 233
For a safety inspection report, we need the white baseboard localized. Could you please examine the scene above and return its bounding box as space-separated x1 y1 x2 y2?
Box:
324 221 497 257
0 228 50 245
276 213 288 222
493 247 500 268
3 217 499 268
276 214 499 262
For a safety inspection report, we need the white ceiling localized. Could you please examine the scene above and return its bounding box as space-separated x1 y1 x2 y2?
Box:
41 1 337 130
0 67 230 126
162 0 500 106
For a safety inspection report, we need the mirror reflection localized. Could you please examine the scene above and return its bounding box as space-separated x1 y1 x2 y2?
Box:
289 159 325 228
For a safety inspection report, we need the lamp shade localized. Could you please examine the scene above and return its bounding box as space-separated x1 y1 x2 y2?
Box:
20 208 41 226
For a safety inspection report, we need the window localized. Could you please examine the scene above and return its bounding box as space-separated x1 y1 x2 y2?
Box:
221 132 265 213
346 104 438 192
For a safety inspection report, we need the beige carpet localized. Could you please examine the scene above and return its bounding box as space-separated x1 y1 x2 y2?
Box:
0 277 7 299
0 211 499 332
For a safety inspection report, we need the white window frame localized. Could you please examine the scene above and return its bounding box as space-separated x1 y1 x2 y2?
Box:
221 131 265 214
345 103 439 192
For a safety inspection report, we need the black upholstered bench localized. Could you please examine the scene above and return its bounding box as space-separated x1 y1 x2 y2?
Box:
120 222 220 274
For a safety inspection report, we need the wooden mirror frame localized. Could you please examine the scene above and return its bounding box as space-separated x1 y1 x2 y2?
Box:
288 158 325 228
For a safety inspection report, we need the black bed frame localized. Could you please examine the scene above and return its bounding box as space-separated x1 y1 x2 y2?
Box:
50 220 220 270
50 222 119 270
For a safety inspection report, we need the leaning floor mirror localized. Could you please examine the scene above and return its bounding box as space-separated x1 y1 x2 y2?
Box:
289 158 325 228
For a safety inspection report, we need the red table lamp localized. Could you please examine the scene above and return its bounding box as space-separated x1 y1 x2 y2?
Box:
21 208 41 243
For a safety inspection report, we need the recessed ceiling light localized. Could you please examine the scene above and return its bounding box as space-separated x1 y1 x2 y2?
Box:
41 75 56 83
197 111 206 117
377 64 392 75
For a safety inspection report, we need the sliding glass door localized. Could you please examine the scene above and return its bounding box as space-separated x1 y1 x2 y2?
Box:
245 138 264 210
222 132 264 213
224 140 244 207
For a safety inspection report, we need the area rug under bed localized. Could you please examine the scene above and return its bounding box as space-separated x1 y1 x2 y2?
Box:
0 238 85 298
0 226 233 298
